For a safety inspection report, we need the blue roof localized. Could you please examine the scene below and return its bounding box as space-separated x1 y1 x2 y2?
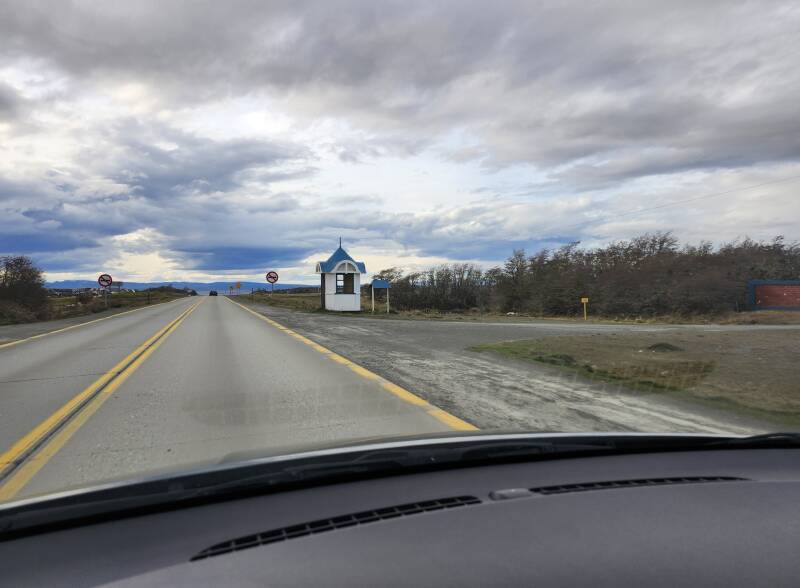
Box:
316 246 366 273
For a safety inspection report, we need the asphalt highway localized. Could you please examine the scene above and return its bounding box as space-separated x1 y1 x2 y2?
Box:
0 297 460 501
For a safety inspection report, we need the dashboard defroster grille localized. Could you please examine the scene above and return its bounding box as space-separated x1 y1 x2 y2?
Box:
192 495 481 560
530 476 745 495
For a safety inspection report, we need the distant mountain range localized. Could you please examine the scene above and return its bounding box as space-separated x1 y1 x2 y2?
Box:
45 280 314 292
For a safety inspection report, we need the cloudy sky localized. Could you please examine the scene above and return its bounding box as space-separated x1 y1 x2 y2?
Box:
1 0 799 283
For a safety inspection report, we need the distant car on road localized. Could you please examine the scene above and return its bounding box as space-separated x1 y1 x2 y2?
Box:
209 290 218 296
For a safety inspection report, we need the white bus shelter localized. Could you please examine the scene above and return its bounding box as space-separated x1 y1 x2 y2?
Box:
315 244 366 311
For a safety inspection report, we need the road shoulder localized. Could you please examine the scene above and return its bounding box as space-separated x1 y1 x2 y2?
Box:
0 298 186 346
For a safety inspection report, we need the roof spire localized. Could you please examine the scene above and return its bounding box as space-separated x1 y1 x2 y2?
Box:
339 236 342 248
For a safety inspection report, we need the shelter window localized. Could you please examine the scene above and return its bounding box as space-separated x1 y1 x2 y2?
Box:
336 273 355 294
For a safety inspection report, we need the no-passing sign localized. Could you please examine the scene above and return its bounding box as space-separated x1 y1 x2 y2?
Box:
98 274 113 288
266 271 279 284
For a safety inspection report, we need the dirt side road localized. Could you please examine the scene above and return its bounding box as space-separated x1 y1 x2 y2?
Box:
238 300 792 435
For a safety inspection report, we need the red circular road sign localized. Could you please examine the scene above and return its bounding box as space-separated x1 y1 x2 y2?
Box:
98 273 113 288
266 271 279 284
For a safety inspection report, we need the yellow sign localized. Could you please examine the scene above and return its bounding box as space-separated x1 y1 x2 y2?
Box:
581 297 589 303
236 282 241 289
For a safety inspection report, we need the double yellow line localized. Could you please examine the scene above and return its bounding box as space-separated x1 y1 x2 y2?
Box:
0 300 202 500
226 298 477 432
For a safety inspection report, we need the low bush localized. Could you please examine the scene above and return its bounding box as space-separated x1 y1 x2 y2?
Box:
0 300 37 324
76 292 95 304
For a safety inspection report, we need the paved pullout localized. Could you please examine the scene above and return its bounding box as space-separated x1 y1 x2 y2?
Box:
14 297 450 499
239 302 785 436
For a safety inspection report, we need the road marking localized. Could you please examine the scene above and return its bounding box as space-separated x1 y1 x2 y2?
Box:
0 297 186 351
0 300 202 500
226 298 478 431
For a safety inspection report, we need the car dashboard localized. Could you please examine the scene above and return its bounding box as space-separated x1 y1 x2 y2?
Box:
1 448 799 587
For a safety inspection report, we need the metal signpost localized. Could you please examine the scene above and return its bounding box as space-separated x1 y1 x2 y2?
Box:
98 274 113 309
266 271 279 295
581 297 589 320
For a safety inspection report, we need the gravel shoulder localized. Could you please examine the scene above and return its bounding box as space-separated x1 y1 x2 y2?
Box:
239 300 785 435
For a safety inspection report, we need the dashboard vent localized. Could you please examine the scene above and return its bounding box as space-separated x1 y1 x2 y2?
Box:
531 476 745 495
192 495 481 561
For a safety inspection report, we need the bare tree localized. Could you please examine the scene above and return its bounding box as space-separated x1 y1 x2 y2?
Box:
0 256 49 316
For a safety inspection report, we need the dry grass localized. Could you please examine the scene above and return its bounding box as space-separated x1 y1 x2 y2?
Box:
48 291 189 319
472 330 800 426
716 310 800 325
247 292 322 311
247 293 800 326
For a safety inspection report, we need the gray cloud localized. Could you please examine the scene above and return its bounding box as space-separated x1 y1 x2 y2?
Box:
1 1 799 275
0 82 21 118
94 120 312 199
2 1 798 184
0 117 315 267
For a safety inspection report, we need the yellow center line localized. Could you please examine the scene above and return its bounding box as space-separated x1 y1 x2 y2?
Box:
0 299 203 500
0 297 187 351
226 297 477 432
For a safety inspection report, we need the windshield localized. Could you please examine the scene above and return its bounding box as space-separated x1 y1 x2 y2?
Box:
1 0 799 505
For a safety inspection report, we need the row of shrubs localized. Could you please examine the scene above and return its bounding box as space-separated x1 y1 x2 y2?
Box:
371 234 800 317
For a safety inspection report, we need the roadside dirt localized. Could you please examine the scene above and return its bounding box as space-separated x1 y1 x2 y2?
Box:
472 330 799 426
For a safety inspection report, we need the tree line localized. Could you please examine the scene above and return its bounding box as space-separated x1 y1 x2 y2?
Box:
372 233 800 317
1 256 196 324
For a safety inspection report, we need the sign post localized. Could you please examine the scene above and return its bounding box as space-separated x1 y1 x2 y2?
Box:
371 279 391 314
98 274 113 309
581 297 589 321
266 271 279 295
